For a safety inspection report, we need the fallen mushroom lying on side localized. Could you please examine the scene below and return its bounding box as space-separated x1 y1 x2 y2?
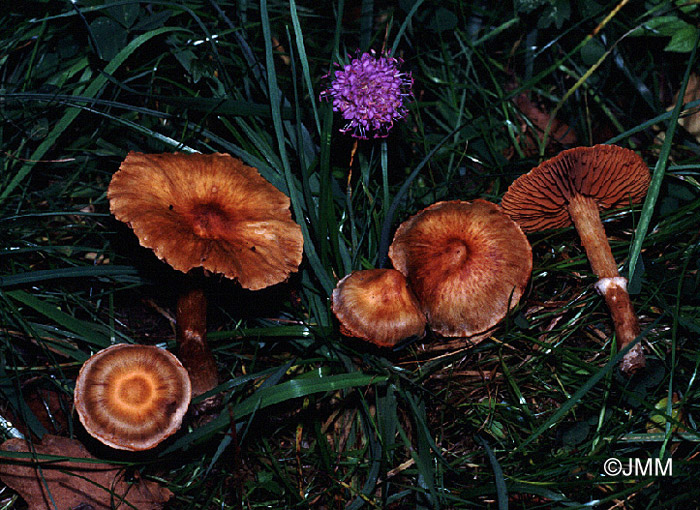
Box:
501 144 651 375
108 152 304 404
73 343 191 451
389 199 532 338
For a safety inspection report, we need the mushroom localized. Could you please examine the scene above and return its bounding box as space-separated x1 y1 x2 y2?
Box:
500 144 651 374
388 199 532 337
108 152 304 401
73 344 191 451
331 268 427 347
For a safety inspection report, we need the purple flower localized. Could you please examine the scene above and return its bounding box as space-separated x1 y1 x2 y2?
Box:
320 50 413 139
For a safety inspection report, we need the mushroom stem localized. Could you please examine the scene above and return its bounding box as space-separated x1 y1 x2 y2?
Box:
567 194 645 373
595 277 645 373
176 280 219 399
567 194 619 278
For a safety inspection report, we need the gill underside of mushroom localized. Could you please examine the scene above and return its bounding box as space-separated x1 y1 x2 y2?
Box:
176 283 219 401
567 193 645 374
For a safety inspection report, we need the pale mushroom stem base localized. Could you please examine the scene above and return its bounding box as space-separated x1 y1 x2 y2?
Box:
176 283 219 401
567 194 646 374
595 277 645 374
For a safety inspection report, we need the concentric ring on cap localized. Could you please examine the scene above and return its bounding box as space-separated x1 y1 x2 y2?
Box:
74 344 191 451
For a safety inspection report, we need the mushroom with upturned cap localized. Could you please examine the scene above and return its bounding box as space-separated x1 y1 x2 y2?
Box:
389 199 532 338
108 152 304 401
500 144 651 374
73 344 191 451
108 152 304 291
331 269 427 347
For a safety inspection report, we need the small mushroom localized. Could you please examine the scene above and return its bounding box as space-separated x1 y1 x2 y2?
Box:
73 344 191 451
389 199 532 337
500 144 651 374
331 269 427 347
108 152 304 401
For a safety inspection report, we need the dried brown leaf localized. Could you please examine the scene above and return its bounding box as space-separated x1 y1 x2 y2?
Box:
512 91 578 156
0 435 173 510
672 73 700 141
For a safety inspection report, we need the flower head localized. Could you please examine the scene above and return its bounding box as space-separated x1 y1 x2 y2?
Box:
320 50 413 139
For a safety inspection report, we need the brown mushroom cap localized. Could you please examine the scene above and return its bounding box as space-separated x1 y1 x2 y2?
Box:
108 152 304 291
500 144 650 232
331 269 427 347
389 199 532 337
74 344 191 451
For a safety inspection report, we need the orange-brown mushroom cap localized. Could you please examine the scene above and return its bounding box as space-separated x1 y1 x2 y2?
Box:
331 269 427 347
108 152 304 291
500 144 650 233
74 344 191 451
389 199 532 337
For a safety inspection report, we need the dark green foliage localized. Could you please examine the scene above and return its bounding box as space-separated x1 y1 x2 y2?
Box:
1 0 700 508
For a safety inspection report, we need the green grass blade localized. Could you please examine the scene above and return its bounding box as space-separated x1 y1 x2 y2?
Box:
164 372 387 453
347 393 383 510
4 290 113 348
474 435 508 510
288 0 321 135
235 372 388 419
0 265 139 288
627 30 700 289
512 317 662 454
0 26 186 205
606 98 700 144
260 0 334 295
0 362 49 438
390 0 425 56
